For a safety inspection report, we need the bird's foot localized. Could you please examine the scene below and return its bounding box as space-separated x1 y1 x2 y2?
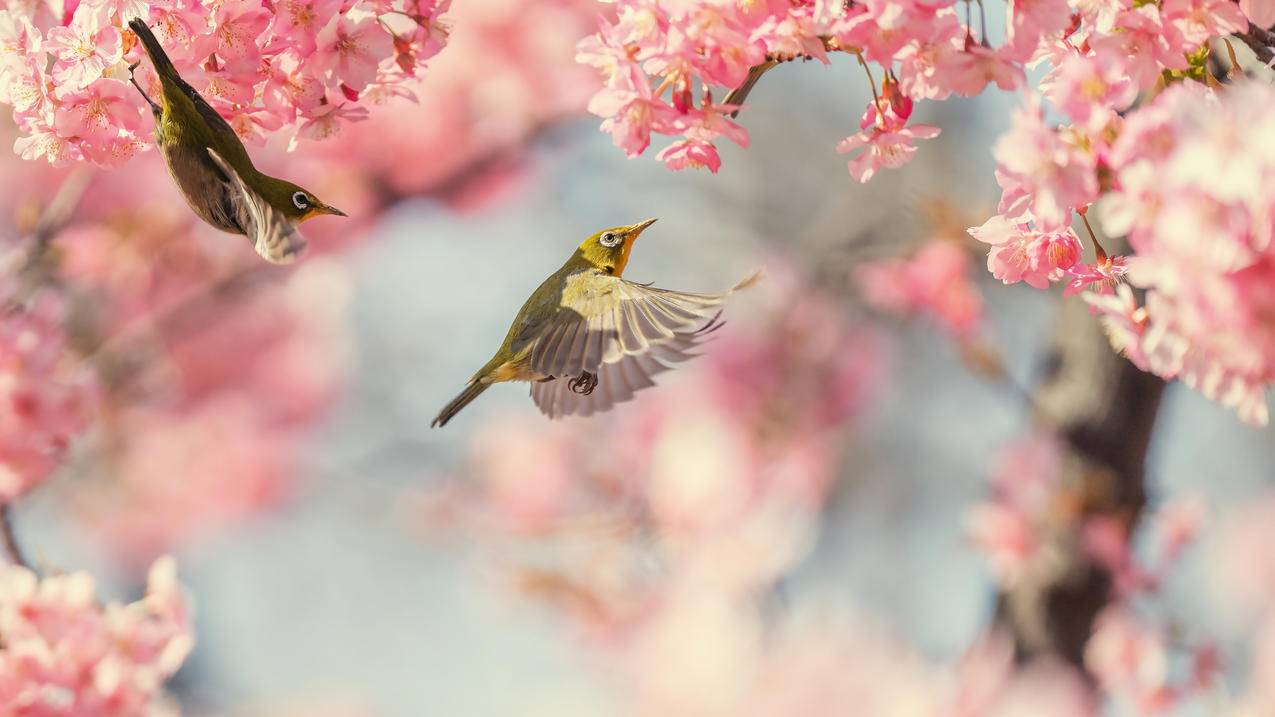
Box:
568 371 597 396
127 62 161 114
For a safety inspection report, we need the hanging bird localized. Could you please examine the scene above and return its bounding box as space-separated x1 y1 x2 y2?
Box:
432 219 760 427
126 19 345 264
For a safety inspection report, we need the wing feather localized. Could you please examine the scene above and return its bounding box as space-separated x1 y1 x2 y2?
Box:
523 270 759 418
206 148 307 264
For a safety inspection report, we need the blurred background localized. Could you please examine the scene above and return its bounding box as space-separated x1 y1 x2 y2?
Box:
5 1 1274 715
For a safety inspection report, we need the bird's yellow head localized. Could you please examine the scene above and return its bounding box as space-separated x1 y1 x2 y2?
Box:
576 218 657 277
262 178 347 223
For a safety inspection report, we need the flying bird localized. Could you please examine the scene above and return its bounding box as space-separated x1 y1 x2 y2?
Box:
432 219 759 427
127 19 345 264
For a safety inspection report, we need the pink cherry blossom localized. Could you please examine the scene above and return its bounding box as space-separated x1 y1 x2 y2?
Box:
942 46 1027 98
992 97 1097 230
0 11 40 71
0 283 96 504
45 17 122 93
656 138 723 172
312 13 394 93
1063 255 1128 296
13 126 83 165
1083 80 1275 425
1084 285 1151 370
0 1 453 166
1089 5 1189 92
1161 0 1247 45
211 0 272 73
589 64 680 157
1242 0 1275 26
269 0 342 57
52 80 139 146
264 51 327 122
837 102 940 183
0 55 51 116
1043 46 1139 126
967 214 1084 289
894 11 966 100
1005 0 1073 60
0 556 192 716
854 239 986 337
296 101 370 143
966 432 1063 585
145 2 210 65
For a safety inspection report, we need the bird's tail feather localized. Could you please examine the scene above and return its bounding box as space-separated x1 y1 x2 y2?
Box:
431 382 490 428
128 19 180 82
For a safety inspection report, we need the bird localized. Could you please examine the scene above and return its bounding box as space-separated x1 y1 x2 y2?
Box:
431 218 760 427
126 18 345 264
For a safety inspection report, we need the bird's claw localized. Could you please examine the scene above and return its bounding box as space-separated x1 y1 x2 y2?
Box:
568 371 597 396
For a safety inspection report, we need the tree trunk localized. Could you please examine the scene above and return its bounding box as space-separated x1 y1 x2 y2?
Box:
995 296 1166 668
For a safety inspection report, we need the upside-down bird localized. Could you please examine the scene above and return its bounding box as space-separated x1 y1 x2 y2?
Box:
127 18 345 264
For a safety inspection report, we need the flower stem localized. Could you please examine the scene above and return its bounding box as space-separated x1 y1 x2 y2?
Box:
1079 211 1109 264
855 53 884 115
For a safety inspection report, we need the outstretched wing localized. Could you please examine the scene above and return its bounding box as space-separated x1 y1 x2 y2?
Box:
526 272 760 419
206 148 307 264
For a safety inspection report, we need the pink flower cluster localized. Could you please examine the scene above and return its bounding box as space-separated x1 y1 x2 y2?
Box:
965 431 1066 587
1085 81 1275 426
0 0 451 167
0 556 193 716
1080 498 1219 714
578 0 1261 183
63 251 353 564
577 0 959 175
855 238 985 338
0 280 96 504
969 431 1221 713
307 0 599 203
967 90 1129 297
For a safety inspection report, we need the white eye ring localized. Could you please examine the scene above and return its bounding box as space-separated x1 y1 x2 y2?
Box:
292 191 310 210
600 231 620 247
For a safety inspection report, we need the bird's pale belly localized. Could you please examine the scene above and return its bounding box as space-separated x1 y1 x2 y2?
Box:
159 141 242 236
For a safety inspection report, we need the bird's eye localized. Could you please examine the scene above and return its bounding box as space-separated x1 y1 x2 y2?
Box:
600 232 620 247
292 191 310 210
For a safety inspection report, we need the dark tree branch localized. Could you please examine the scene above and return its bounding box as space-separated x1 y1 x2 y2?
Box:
996 295 1165 668
1234 22 1275 65
0 505 31 570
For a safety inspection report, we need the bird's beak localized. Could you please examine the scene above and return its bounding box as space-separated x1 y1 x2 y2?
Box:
627 218 657 238
316 203 347 218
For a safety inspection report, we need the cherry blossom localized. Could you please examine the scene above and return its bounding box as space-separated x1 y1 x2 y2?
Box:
44 16 122 94
1084 81 1275 425
967 214 1083 289
0 283 97 504
311 13 394 94
0 556 193 716
837 102 940 183
854 238 986 338
0 0 453 166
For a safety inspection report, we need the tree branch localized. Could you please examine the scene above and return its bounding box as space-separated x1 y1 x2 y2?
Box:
0 505 32 570
1234 22 1275 65
996 295 1165 668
